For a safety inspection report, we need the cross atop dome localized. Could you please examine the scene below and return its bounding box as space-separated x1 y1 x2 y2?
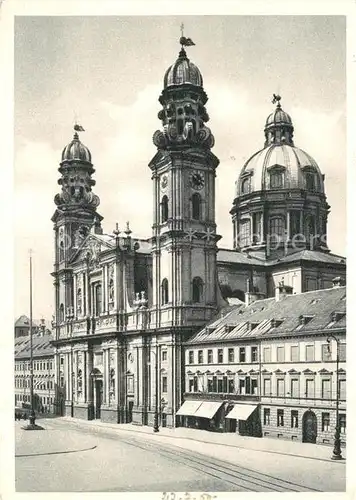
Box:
179 22 195 57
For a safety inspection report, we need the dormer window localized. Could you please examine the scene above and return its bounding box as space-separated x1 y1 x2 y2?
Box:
241 177 251 194
270 171 284 189
271 319 284 328
305 171 316 192
298 315 314 327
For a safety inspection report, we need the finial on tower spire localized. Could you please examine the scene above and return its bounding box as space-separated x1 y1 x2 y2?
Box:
179 23 195 49
272 93 282 107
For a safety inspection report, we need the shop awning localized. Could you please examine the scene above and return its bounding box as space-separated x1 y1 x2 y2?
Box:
176 400 202 416
194 401 223 419
226 404 257 420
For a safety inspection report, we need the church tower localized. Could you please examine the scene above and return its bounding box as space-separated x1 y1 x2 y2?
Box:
51 128 102 329
149 40 220 329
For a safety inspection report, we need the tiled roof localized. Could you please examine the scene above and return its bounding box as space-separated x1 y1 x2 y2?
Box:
186 286 346 344
216 248 346 267
15 334 54 359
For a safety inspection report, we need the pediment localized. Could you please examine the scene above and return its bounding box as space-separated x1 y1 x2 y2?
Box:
69 233 113 266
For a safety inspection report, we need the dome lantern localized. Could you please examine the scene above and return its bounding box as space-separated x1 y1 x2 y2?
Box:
264 94 294 147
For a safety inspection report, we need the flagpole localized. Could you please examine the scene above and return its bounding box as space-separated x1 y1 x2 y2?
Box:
23 249 43 430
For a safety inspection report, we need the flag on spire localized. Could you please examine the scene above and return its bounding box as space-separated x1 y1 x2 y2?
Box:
180 36 195 47
74 124 85 132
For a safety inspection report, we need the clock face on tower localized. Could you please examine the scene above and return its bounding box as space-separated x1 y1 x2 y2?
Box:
190 171 205 190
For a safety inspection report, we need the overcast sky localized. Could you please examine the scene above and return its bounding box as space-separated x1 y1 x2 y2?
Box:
14 15 346 320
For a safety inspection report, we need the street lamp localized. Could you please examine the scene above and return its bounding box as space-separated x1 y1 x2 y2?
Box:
327 335 343 460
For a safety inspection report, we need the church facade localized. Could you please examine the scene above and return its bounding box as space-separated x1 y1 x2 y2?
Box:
51 41 345 428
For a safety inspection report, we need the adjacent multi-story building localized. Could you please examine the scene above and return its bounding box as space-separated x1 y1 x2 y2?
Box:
180 280 346 446
50 38 346 431
14 323 56 413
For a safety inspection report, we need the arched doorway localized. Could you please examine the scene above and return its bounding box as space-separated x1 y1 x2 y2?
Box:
91 368 103 420
302 411 317 443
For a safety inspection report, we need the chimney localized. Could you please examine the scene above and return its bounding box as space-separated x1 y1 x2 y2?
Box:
245 278 265 306
275 279 293 302
332 276 345 288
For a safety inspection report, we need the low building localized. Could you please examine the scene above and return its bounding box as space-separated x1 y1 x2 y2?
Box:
180 279 346 447
14 332 57 413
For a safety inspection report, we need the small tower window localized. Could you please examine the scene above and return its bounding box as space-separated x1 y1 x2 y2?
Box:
177 119 184 135
161 196 169 223
77 288 82 316
95 283 102 317
270 171 283 189
59 304 64 323
239 219 251 247
241 177 251 194
192 193 201 220
192 277 204 303
305 214 316 243
161 279 169 305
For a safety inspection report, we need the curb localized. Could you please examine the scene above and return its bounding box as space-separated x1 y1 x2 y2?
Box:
58 418 345 464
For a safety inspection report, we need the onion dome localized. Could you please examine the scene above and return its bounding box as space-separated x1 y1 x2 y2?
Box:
163 48 203 88
61 132 92 163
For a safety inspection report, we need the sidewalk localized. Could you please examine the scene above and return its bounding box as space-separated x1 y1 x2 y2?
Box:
59 416 346 464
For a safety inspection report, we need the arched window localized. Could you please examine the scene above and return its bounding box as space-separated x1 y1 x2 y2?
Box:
95 284 102 316
270 171 283 189
177 119 184 135
241 177 251 194
269 217 285 237
110 369 115 400
161 196 169 223
59 303 64 323
192 193 201 220
192 277 204 303
161 278 169 305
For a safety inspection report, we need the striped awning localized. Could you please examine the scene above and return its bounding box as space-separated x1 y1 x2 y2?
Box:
226 404 257 420
194 401 223 419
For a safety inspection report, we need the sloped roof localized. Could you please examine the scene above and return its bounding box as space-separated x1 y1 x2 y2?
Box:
186 286 346 344
269 250 346 266
15 315 31 328
15 334 54 359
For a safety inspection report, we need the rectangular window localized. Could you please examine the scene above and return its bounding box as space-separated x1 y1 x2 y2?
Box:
305 345 315 362
212 376 217 392
193 376 198 393
277 409 284 427
339 379 346 401
239 347 246 362
263 408 270 425
277 378 285 397
290 378 300 398
251 346 258 362
217 349 223 363
188 378 194 393
321 344 331 361
290 345 299 362
339 414 346 434
251 379 258 395
276 346 285 362
239 378 245 394
305 378 315 398
217 378 223 393
291 410 299 428
207 349 213 364
223 376 228 393
339 344 346 362
263 378 271 396
188 351 194 364
228 378 235 393
198 350 203 364
207 378 213 393
228 348 235 363
245 376 251 394
322 412 330 432
161 351 167 362
263 347 271 363
161 376 167 393
240 219 251 246
321 379 331 400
